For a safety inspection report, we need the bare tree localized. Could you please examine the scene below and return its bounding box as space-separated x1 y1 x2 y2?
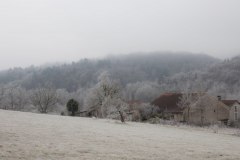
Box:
194 95 208 126
31 88 58 113
11 87 28 110
5 86 15 110
178 92 200 123
0 85 7 110
0 85 28 111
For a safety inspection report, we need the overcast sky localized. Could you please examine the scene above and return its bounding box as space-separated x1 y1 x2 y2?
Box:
0 0 240 70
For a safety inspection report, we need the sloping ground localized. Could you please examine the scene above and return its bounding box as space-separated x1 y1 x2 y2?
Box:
0 110 240 160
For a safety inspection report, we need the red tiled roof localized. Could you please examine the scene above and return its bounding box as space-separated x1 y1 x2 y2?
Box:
221 100 240 107
151 93 183 113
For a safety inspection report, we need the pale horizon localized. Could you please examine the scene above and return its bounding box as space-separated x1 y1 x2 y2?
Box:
1 0 240 70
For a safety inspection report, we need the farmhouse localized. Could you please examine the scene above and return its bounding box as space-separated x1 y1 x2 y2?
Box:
221 100 240 126
189 95 229 125
151 93 230 125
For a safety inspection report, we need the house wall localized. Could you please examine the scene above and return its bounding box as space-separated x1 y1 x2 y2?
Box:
229 103 240 126
216 102 229 121
189 96 229 125
204 101 229 124
189 111 202 125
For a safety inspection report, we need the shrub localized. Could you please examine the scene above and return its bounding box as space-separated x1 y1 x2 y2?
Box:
60 111 65 116
66 99 79 116
131 110 141 122
138 103 159 121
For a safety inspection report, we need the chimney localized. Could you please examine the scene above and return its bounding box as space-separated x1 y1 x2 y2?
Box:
217 95 221 101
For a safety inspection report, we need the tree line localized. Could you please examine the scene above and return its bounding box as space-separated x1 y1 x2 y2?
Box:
0 52 240 121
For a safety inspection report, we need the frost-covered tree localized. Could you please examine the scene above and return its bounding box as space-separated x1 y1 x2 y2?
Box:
85 71 118 117
0 85 29 111
10 86 28 110
56 89 71 106
4 86 16 110
135 103 158 121
71 88 86 108
103 97 128 122
0 85 7 109
31 87 58 113
124 81 161 102
85 71 127 121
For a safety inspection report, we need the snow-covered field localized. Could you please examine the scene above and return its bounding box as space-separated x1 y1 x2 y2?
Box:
0 110 240 160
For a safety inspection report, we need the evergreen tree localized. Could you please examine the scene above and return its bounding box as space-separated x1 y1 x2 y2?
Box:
67 99 79 116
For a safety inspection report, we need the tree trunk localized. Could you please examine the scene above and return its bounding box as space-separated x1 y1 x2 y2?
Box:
187 107 190 124
200 109 204 126
71 110 75 116
119 111 125 123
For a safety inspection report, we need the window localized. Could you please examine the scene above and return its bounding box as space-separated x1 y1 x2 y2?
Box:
234 106 238 121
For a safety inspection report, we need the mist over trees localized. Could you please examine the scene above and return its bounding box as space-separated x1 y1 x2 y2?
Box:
165 55 240 99
0 52 240 116
0 53 218 91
